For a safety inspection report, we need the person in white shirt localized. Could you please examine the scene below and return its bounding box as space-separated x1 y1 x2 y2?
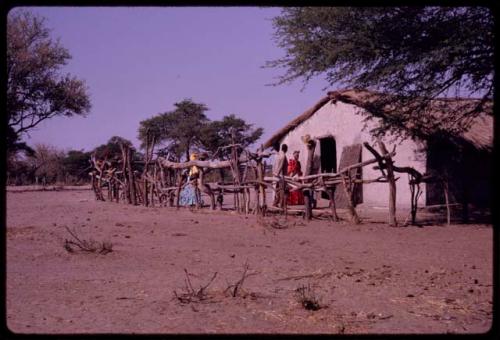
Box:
272 144 288 207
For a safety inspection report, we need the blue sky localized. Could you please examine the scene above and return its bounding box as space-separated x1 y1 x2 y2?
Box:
17 7 332 152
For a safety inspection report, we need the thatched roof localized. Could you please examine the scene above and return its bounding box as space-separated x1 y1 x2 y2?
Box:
263 89 493 150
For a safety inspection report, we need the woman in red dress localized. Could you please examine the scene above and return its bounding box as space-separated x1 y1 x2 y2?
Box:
287 150 305 205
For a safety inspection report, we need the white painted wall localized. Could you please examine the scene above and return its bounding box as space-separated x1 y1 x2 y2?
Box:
279 101 427 207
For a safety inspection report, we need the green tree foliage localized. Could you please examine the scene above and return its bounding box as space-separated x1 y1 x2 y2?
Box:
268 7 493 140
92 136 143 174
7 10 91 156
62 149 92 183
139 100 264 162
139 99 210 161
92 136 133 161
200 114 264 159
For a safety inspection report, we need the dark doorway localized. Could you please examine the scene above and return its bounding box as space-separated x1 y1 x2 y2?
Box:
320 137 337 173
320 137 337 199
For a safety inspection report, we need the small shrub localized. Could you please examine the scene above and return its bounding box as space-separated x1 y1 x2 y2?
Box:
295 284 323 311
173 269 218 304
63 226 113 255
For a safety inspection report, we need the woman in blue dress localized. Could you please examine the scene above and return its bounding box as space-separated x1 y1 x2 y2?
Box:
179 153 204 207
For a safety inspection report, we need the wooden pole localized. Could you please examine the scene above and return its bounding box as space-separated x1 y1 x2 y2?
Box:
242 163 249 214
114 174 120 203
151 163 156 207
262 160 267 211
253 163 260 215
376 139 397 227
280 175 287 217
90 172 96 200
230 129 242 213
328 186 340 222
120 144 131 204
341 172 361 224
126 146 137 205
107 173 112 201
176 171 182 209
245 187 251 214
143 168 149 207
303 139 316 220
443 175 451 225
142 131 155 207
255 145 267 215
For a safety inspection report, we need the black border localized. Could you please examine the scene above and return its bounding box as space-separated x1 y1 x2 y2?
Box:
1 1 498 339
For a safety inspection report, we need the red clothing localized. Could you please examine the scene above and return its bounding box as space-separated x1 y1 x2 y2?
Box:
287 159 302 177
287 159 305 205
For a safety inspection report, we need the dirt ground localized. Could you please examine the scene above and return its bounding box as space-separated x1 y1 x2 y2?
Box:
5 188 493 334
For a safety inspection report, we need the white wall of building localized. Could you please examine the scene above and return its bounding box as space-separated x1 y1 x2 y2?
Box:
279 101 427 207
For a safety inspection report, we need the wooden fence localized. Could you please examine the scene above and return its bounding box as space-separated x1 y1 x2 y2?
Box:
89 138 447 226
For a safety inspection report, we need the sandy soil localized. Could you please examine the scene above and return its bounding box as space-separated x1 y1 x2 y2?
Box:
6 189 493 334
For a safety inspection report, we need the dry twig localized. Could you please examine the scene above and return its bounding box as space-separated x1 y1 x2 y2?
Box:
63 226 113 254
224 261 258 297
174 269 218 304
276 271 333 282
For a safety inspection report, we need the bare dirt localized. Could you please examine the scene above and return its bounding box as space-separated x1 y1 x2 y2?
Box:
5 188 493 334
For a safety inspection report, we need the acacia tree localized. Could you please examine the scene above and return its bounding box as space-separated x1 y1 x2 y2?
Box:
92 136 134 161
267 7 494 140
200 114 264 182
7 10 91 156
138 99 210 161
200 114 264 159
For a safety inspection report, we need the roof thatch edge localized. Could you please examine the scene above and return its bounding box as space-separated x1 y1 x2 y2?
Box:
263 89 493 151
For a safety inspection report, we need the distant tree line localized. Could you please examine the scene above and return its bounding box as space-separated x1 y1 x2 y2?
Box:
138 99 263 162
6 137 138 186
7 99 264 186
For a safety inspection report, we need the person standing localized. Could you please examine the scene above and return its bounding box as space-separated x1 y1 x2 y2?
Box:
272 144 288 207
179 153 203 207
287 150 305 205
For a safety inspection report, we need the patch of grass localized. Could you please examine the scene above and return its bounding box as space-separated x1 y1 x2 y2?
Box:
295 284 324 311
